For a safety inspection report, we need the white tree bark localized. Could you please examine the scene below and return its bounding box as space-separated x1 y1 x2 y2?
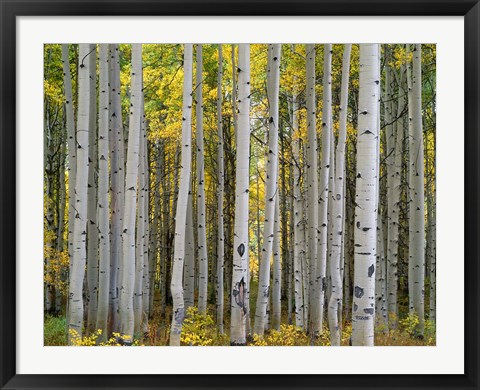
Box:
96 44 110 339
119 43 143 344
328 44 351 346
170 44 193 346
408 44 425 336
230 43 251 346
316 44 333 336
351 43 380 346
195 44 209 315
61 44 76 274
109 44 125 332
429 181 436 322
67 43 91 344
142 135 150 327
254 44 281 336
87 44 99 334
183 185 195 310
291 90 305 330
134 96 146 335
216 45 225 334
387 62 405 323
305 44 319 335
272 195 282 331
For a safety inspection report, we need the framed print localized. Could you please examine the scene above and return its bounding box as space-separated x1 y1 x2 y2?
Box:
1 0 479 389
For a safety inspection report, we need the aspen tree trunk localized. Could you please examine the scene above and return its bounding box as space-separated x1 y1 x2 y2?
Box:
288 167 295 325
302 147 310 326
184 186 195 310
61 45 76 275
56 140 66 313
87 45 99 334
230 43 250 346
119 44 143 344
292 91 305 330
216 45 225 334
134 97 146 335
150 143 163 315
195 45 209 315
387 63 405 324
384 53 395 328
160 146 171 318
429 181 436 322
326 132 335 312
408 44 425 336
253 44 281 336
316 44 332 335
67 43 91 344
344 166 353 319
96 44 110 339
109 44 125 332
272 195 282 331
305 44 319 335
170 44 193 346
231 44 238 143
280 130 289 307
351 43 380 346
426 125 436 322
375 208 388 329
328 44 351 346
142 139 150 325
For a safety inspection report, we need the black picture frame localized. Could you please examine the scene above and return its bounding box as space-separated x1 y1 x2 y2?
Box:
1 1 478 389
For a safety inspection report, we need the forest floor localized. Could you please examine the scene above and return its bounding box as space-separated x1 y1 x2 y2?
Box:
44 309 436 347
44 281 435 346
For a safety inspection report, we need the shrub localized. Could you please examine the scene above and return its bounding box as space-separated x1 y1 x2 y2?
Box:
68 329 143 346
250 324 309 346
180 307 216 346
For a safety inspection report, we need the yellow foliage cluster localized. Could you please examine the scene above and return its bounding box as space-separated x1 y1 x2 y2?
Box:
180 306 217 346
68 329 143 346
374 313 436 346
44 247 69 295
250 325 309 346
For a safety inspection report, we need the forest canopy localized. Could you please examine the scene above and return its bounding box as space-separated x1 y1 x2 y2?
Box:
43 43 436 347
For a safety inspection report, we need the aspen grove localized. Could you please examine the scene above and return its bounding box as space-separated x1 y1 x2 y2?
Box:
44 43 436 346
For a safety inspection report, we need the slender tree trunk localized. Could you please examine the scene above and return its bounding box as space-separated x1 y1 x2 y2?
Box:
86 45 99 334
387 62 405 325
291 91 305 330
61 45 76 259
67 43 91 344
316 44 332 335
109 44 124 333
216 45 225 334
134 96 146 335
119 43 143 344
142 136 150 328
195 45 209 315
170 44 193 346
62 44 76 323
230 43 251 346
56 139 66 313
429 172 436 322
328 44 351 346
305 44 319 335
254 44 281 336
351 43 380 346
407 44 425 336
96 44 110 340
184 185 195 310
272 195 282 331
